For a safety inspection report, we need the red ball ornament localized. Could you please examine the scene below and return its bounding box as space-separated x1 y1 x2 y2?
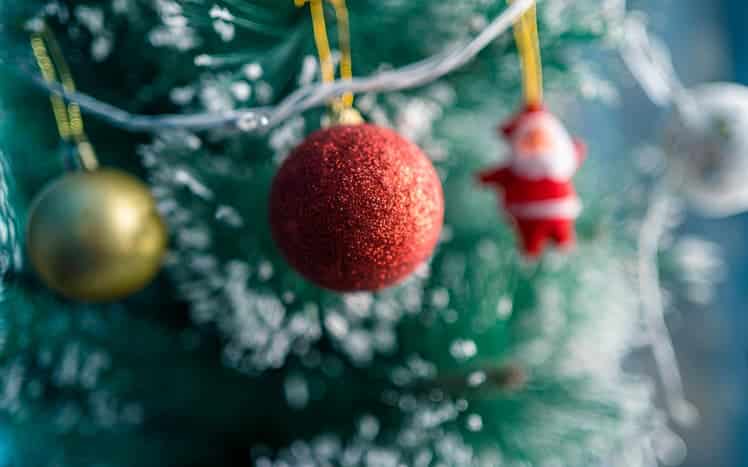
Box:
270 123 444 292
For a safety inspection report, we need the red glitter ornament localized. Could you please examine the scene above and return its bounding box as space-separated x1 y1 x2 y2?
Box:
270 124 444 292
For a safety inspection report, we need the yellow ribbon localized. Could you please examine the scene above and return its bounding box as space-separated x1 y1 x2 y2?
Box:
295 0 355 110
509 0 543 106
31 23 98 170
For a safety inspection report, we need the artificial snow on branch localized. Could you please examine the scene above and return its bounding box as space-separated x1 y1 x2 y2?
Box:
637 187 697 427
8 0 534 134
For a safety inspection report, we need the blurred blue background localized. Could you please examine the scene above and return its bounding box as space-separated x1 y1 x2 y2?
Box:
614 1 748 465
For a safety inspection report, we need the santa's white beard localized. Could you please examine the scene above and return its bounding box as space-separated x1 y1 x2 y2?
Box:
510 151 576 181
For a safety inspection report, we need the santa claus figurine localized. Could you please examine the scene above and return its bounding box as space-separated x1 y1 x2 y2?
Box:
478 104 586 258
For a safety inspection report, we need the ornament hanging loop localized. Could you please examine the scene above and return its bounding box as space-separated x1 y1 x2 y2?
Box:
509 0 543 106
296 0 363 125
30 22 99 171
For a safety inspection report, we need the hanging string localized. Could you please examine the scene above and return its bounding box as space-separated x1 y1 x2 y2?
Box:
329 0 354 109
509 0 543 106
296 0 335 82
30 23 98 170
295 0 355 113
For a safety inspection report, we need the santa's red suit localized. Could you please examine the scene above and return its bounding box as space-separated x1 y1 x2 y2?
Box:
478 104 586 257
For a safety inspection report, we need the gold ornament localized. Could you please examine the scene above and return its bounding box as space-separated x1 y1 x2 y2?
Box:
27 26 166 302
26 169 168 302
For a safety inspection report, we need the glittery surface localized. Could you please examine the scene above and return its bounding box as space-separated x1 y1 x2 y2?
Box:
270 124 444 292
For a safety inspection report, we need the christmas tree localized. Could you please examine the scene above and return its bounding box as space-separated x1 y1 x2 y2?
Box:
0 0 709 466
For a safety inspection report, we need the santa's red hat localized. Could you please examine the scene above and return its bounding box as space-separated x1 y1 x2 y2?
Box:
499 103 546 139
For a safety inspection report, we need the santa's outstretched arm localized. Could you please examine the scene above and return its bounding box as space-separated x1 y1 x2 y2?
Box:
573 138 587 168
477 165 511 186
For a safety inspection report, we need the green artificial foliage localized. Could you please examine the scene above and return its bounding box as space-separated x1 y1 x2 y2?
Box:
0 1 685 466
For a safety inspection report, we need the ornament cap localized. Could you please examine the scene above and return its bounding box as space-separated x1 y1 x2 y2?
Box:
324 106 365 127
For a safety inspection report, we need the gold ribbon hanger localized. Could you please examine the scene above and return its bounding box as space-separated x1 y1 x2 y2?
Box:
295 0 362 124
31 22 99 171
509 0 543 106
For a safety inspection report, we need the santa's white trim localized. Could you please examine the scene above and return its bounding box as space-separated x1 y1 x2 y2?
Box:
506 196 582 220
509 112 579 181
